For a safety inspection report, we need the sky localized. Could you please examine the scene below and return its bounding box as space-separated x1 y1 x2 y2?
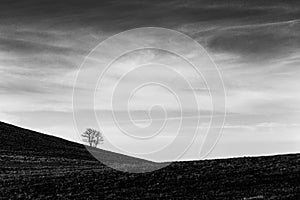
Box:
1 0 300 161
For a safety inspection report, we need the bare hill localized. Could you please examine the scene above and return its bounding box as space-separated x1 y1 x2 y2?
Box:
0 121 299 199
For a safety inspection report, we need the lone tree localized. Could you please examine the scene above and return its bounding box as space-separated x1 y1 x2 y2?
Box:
81 128 104 147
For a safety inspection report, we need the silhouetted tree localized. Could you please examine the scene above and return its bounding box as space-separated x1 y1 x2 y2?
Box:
81 128 103 147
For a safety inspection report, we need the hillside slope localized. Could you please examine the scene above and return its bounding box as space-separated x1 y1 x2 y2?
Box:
0 121 299 199
0 121 154 164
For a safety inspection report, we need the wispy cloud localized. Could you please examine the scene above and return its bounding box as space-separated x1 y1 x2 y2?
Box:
1 0 300 160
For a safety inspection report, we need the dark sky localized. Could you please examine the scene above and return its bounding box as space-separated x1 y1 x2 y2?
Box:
1 0 300 161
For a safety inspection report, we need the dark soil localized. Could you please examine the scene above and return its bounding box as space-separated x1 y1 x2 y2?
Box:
0 121 299 199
